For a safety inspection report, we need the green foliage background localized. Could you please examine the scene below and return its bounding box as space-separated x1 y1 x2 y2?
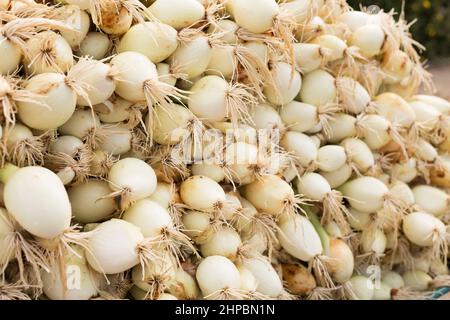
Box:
347 0 450 58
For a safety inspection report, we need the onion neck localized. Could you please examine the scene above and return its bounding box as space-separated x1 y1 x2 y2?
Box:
0 163 19 184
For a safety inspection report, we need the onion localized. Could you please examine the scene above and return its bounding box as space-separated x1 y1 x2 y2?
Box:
280 131 318 169
168 32 211 79
280 101 319 133
228 0 278 34
412 95 450 115
117 22 178 63
57 5 90 49
68 180 116 224
277 214 322 261
349 275 374 300
390 158 418 183
249 103 284 130
188 75 255 125
340 138 374 173
282 263 316 296
100 125 132 156
85 218 144 274
76 32 110 60
191 163 225 183
381 49 413 84
389 181 415 209
181 210 211 243
311 34 347 62
107 158 157 209
238 265 258 292
241 174 297 217
207 20 239 45
361 228 387 255
205 46 236 80
157 63 178 87
152 103 199 146
382 271 405 289
131 253 176 298
18 73 76 130
196 255 241 299
337 11 369 31
49 135 84 157
111 51 183 112
264 62 302 106
180 175 225 212
317 145 347 172
42 245 99 300
299 69 336 106
402 212 447 254
326 239 354 284
297 172 349 232
169 268 201 299
2 165 71 239
373 282 391 300
58 109 100 143
200 226 242 260
23 30 73 75
224 142 258 185
325 113 356 143
402 270 432 291
148 182 174 209
336 77 371 114
350 24 385 58
320 163 352 188
148 0 205 30
243 257 283 298
340 176 390 213
412 185 448 218
374 93 415 128
294 43 327 73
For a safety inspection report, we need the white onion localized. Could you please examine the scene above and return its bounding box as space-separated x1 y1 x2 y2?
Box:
264 62 302 106
200 226 241 260
241 174 296 217
196 255 241 299
58 109 100 141
76 32 110 60
148 0 205 30
374 92 416 128
277 214 322 261
337 11 369 31
412 95 450 115
402 270 432 291
341 138 374 173
86 219 144 274
340 176 389 213
350 24 385 58
42 246 99 300
58 6 90 49
412 185 448 218
280 101 319 133
169 33 212 79
294 43 327 73
320 163 353 188
299 69 336 106
180 175 225 212
100 125 132 156
243 257 283 297
250 103 284 130
108 158 157 208
117 22 178 63
68 180 116 224
3 166 71 239
402 211 446 247
18 73 76 130
336 77 371 114
280 131 318 168
349 275 374 300
316 145 347 172
169 268 201 299
229 0 278 34
382 271 404 290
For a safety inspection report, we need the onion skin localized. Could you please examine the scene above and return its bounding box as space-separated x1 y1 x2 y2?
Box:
282 263 316 296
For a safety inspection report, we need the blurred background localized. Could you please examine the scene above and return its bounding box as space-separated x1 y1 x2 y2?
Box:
348 0 450 98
